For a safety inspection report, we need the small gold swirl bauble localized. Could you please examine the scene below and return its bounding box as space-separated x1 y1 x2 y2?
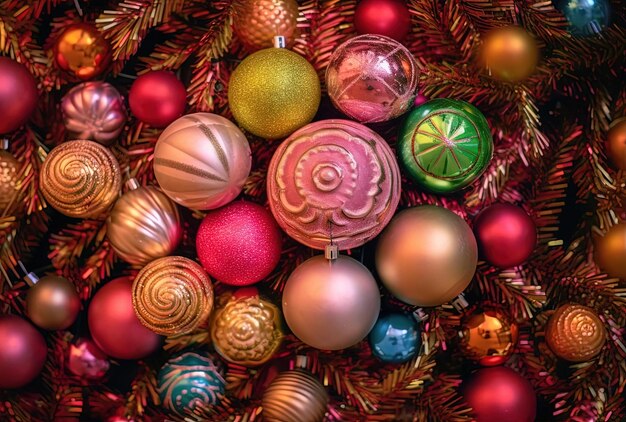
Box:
545 303 606 362
107 184 181 266
39 140 121 218
262 369 328 422
132 256 214 336
210 289 282 366
0 149 19 212
233 0 299 52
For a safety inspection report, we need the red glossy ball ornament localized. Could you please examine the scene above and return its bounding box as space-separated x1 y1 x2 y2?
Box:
129 71 186 128
88 277 162 360
67 338 110 380
473 204 537 268
354 0 411 43
196 201 282 286
0 315 47 388
464 367 536 422
0 57 38 134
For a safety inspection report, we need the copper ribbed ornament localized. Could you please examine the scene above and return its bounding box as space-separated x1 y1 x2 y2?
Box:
0 141 19 213
132 256 214 335
107 181 181 266
61 82 126 146
545 303 606 362
262 369 328 422
39 140 121 218
233 0 299 52
210 288 282 366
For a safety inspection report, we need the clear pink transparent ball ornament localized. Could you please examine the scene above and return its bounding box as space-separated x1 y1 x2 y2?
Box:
326 34 418 123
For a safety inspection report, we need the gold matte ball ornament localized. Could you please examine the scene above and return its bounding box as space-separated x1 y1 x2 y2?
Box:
481 26 539 83
545 303 606 362
262 369 329 422
26 275 80 330
606 118 626 170
595 223 626 279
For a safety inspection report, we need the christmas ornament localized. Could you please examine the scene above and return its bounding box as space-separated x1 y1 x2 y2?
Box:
369 313 421 363
132 256 214 335
375 205 478 307
210 288 283 366
153 113 251 210
398 98 493 194
459 307 518 366
228 47 321 139
557 0 610 36
233 0 299 51
0 57 38 134
354 0 411 42
53 23 111 80
262 369 328 422
545 303 606 362
196 201 281 286
282 254 380 350
158 352 225 415
67 338 110 380
39 140 121 218
473 203 537 268
129 71 187 128
61 82 126 146
595 223 626 279
88 277 162 360
0 315 47 389
326 34 418 123
26 275 80 330
464 367 536 422
107 181 181 266
481 26 539 82
606 118 626 170
267 119 401 250
0 141 19 212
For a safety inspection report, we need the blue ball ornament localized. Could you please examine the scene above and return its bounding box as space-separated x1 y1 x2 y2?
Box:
557 0 610 36
369 313 421 363
158 352 225 415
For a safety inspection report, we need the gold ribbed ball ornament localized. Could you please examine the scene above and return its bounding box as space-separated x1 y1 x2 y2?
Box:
481 26 539 82
595 223 626 279
607 118 626 170
262 369 328 422
0 147 19 213
233 0 299 52
228 47 321 139
39 140 121 218
132 256 214 335
545 303 606 362
107 181 181 266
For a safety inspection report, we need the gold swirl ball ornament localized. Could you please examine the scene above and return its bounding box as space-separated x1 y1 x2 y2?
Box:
210 288 282 366
132 256 214 336
262 369 328 422
545 303 606 362
39 140 121 218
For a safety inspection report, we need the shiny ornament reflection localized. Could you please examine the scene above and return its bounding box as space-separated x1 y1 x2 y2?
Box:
606 118 626 170
459 308 518 366
545 303 606 362
557 0 610 36
67 338 110 380
53 23 111 80
369 313 420 363
481 26 538 82
594 223 626 279
26 275 80 330
262 370 328 422
233 0 299 51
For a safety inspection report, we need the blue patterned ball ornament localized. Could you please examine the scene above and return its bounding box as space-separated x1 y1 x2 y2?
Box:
369 313 421 363
557 0 610 36
158 352 225 415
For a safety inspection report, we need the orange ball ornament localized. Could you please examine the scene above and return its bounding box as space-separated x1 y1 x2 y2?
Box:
53 23 111 80
545 303 606 362
459 308 518 366
595 223 626 279
607 118 626 170
481 26 538 82
233 0 299 52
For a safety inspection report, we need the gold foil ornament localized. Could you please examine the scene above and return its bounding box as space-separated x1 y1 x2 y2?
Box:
39 140 121 218
595 223 626 279
481 26 539 82
132 256 214 336
459 308 518 366
0 143 19 213
233 0 299 52
545 303 606 362
53 23 111 80
262 369 328 422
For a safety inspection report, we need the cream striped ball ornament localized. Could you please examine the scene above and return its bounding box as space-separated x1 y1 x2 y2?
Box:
153 113 252 210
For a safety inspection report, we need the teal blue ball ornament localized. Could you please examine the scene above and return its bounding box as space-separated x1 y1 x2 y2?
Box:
369 313 421 363
557 0 610 36
158 352 225 415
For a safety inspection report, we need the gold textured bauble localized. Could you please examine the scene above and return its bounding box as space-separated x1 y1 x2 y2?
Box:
0 149 19 212
210 289 282 366
545 303 606 362
481 26 539 82
132 256 214 336
228 48 321 139
233 0 299 52
26 276 81 330
595 223 626 279
107 184 181 266
375 205 478 307
262 369 328 422
39 140 121 218
53 23 111 80
607 118 626 170
459 308 518 366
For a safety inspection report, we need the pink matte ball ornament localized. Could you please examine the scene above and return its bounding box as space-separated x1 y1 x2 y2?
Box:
0 315 47 388
354 0 411 43
129 71 186 128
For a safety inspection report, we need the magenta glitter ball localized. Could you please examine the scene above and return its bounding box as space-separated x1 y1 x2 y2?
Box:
0 315 47 389
196 201 282 286
267 119 401 250
326 34 418 123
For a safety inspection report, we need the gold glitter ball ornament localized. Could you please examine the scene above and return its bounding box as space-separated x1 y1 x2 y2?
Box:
228 48 321 139
459 307 518 366
132 256 214 336
262 369 328 422
595 223 626 279
210 289 282 366
233 0 299 52
545 303 606 362
53 23 111 80
39 140 121 218
0 149 19 213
